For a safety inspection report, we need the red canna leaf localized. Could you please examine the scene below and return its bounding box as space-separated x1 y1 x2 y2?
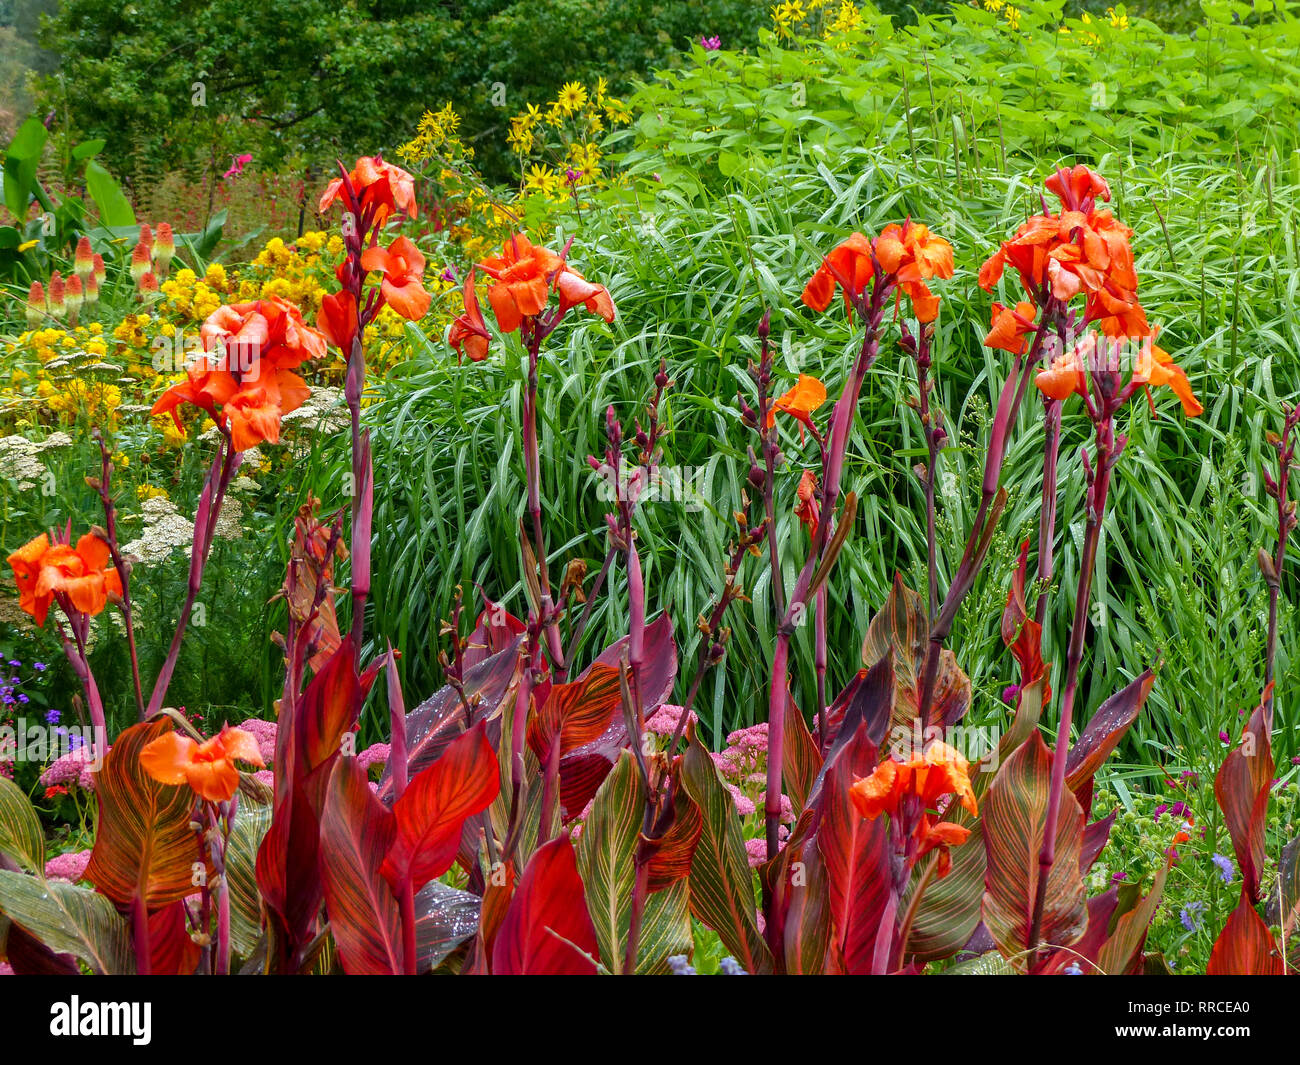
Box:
85 719 207 910
381 720 500 894
1214 692 1274 903
319 757 403 975
147 900 202 976
526 663 623 764
1064 670 1155 796
1207 896 1283 975
982 732 1087 963
861 574 970 730
491 836 599 974
463 594 526 670
294 636 364 779
816 720 892 974
1001 539 1050 695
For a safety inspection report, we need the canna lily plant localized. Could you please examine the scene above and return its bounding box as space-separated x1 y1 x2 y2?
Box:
0 161 1251 977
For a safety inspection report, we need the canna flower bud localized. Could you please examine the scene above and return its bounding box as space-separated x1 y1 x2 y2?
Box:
25 281 46 328
48 272 66 318
130 242 151 284
74 236 94 280
153 222 175 275
92 253 106 286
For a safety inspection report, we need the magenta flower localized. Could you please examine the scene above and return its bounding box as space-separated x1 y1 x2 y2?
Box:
223 153 253 180
701 35 721 50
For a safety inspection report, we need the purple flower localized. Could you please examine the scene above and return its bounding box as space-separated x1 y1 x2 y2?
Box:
33 662 46 671
667 955 696 975
718 956 747 975
564 168 581 185
44 709 60 725
1001 684 1020 706
1179 902 1206 932
1219 731 1230 744
701 35 721 50
440 266 457 283
8 660 20 668
1153 803 1168 820
1212 854 1235 884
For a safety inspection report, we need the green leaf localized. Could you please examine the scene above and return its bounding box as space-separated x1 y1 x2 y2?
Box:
4 118 48 221
0 869 133 974
680 727 772 974
226 798 272 959
0 775 44 874
83 159 136 227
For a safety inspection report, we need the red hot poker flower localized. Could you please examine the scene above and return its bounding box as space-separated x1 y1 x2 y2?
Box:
319 156 418 225
360 236 432 320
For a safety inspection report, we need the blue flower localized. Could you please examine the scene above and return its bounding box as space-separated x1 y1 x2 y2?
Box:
44 709 61 725
33 662 46 671
1180 901 1206 932
718 956 748 975
666 955 696 975
1212 853 1235 884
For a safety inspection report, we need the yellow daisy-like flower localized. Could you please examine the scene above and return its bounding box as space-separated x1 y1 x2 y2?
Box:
557 81 588 114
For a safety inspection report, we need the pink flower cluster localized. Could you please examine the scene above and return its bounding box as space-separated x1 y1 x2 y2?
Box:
644 703 697 737
39 746 102 791
44 848 91 883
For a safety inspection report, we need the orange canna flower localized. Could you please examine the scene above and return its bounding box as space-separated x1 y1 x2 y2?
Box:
7 532 122 627
554 267 616 322
849 741 978 821
794 469 819 537
478 233 565 333
319 156 418 225
984 301 1038 355
767 374 827 437
360 236 432 320
801 232 874 320
1034 335 1092 404
1133 326 1203 418
139 725 265 803
850 741 977 879
475 233 616 336
874 221 954 322
448 269 491 363
152 297 325 452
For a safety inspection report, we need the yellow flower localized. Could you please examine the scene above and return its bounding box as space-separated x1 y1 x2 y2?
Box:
557 82 588 113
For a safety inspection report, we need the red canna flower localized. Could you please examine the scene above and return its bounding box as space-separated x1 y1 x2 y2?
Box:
448 269 491 363
478 233 565 333
984 300 1037 355
1132 326 1203 417
1045 164 1111 212
139 725 265 803
474 233 616 337
319 156 418 225
317 291 359 353
359 235 432 320
6 531 123 628
152 297 326 452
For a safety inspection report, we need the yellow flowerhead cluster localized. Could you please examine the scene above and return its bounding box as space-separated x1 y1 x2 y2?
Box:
507 80 627 199
234 235 338 316
160 265 230 324
398 103 472 167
